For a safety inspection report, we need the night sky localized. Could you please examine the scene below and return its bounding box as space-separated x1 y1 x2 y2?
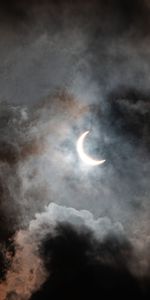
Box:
0 1 150 299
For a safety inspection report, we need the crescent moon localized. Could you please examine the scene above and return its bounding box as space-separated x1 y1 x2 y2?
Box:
76 131 106 166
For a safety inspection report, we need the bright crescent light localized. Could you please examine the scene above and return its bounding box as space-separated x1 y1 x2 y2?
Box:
76 131 106 166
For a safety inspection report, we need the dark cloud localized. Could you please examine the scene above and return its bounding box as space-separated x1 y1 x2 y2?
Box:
0 0 149 105
0 0 149 29
30 223 149 299
0 238 15 282
107 89 150 155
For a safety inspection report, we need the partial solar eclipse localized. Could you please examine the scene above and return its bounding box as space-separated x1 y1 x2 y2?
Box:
76 131 106 166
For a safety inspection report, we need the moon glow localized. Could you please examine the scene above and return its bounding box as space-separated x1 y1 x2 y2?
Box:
76 131 106 166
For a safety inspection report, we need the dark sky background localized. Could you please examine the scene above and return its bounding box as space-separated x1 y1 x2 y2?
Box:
0 0 150 299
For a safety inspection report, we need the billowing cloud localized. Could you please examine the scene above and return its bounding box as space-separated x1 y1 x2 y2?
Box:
1 202 150 299
0 204 139 299
30 223 143 300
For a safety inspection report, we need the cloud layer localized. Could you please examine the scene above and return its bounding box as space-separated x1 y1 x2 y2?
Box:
0 1 150 299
